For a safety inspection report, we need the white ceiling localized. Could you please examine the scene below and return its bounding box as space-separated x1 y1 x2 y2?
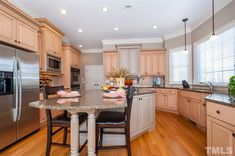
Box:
10 0 232 51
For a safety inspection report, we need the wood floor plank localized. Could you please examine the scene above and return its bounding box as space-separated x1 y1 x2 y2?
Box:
0 111 206 156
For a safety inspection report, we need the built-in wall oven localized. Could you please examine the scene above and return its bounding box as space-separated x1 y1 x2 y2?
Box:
47 55 61 72
71 68 80 90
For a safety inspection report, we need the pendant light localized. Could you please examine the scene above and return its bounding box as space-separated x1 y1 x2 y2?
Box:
182 18 188 54
210 0 217 41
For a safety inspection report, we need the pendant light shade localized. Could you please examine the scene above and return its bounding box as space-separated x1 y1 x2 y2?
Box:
182 18 188 54
210 0 217 41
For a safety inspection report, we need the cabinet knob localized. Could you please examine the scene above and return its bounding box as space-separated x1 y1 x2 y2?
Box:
18 41 20 43
203 103 206 106
187 100 190 102
233 133 235 137
14 40 17 43
216 110 221 114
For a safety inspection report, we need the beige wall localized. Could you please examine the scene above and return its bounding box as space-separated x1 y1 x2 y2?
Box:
79 52 103 90
164 1 235 86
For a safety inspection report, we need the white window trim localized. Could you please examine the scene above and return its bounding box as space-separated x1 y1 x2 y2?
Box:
169 45 192 85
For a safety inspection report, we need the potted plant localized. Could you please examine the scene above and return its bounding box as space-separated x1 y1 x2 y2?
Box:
111 68 129 87
228 76 235 96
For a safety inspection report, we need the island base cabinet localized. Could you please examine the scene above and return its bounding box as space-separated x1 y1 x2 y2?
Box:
101 93 156 146
207 116 235 156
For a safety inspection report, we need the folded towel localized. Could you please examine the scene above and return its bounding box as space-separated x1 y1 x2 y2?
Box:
57 90 80 97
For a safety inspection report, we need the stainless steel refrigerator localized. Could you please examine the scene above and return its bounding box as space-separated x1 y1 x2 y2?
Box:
0 44 40 150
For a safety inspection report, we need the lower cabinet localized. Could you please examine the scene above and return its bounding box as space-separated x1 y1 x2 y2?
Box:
178 91 207 128
207 102 235 156
156 89 178 112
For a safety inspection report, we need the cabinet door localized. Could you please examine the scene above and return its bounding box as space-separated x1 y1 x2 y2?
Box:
104 53 112 75
44 29 54 53
165 94 177 111
139 96 151 131
17 21 37 52
111 53 118 71
145 53 152 75
130 97 139 136
181 97 188 116
188 99 200 123
158 53 165 75
129 49 139 75
0 10 16 44
207 117 235 156
140 53 146 75
53 34 62 56
157 93 165 109
152 53 159 75
199 102 206 127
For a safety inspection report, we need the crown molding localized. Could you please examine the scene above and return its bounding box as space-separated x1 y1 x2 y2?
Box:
163 27 192 40
81 49 103 53
102 38 163 45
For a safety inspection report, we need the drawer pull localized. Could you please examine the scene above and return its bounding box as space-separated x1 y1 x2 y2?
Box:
203 103 206 106
233 133 235 137
216 110 221 114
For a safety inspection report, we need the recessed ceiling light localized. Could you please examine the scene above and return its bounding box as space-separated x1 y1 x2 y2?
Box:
114 27 119 31
102 7 109 12
79 45 83 48
60 9 67 15
153 25 158 29
78 29 83 33
125 5 132 11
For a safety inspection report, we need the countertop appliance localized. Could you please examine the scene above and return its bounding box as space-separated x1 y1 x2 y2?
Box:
47 54 61 72
0 44 40 150
71 67 80 90
153 76 164 87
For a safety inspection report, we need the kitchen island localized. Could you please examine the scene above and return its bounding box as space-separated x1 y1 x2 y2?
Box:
30 88 156 155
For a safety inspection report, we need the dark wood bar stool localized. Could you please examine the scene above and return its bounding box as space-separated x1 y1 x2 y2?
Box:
43 86 87 156
96 86 136 156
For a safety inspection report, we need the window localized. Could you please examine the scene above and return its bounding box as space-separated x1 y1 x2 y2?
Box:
169 47 191 84
195 27 235 85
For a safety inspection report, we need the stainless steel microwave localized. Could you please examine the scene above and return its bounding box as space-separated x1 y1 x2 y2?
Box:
47 55 61 72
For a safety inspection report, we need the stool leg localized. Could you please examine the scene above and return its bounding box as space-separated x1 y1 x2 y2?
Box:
96 125 99 153
100 128 103 147
63 128 68 145
125 128 131 156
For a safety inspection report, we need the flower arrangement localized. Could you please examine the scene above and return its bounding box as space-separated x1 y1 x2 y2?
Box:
111 67 129 78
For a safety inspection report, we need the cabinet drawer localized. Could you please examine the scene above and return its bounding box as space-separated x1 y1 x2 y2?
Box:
207 102 235 126
157 89 176 94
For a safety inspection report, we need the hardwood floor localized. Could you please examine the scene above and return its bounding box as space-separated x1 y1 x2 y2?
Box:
0 111 206 156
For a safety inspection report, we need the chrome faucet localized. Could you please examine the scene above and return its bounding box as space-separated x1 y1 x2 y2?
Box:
200 81 215 91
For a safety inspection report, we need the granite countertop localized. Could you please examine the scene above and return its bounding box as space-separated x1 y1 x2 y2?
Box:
134 88 156 95
205 93 235 108
134 85 213 94
30 90 127 111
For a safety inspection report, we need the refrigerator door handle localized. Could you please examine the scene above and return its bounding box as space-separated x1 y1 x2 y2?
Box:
17 59 22 121
13 57 18 122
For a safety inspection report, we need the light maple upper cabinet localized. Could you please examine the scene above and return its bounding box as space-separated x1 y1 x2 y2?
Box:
0 1 39 52
0 10 16 44
140 50 166 76
207 102 235 156
35 18 64 72
17 21 38 51
103 52 118 75
70 49 80 67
